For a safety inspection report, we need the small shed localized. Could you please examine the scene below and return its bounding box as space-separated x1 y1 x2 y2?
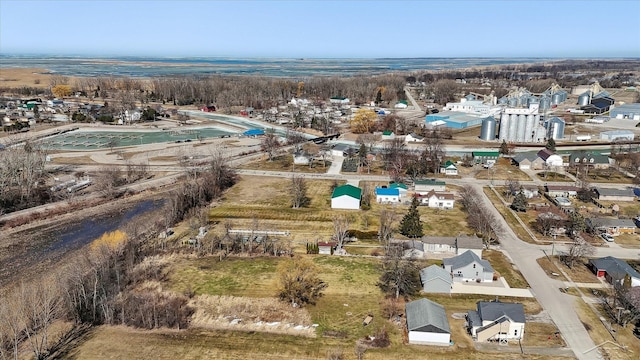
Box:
406 298 451 346
318 242 336 255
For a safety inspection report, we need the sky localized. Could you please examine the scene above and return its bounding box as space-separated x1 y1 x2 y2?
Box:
1 0 639 58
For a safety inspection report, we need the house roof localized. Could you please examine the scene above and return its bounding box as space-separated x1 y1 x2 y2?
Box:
420 265 452 285
405 298 450 333
456 235 484 249
406 132 424 140
331 184 362 199
317 241 336 247
375 187 400 196
414 179 446 186
477 301 526 323
442 160 457 169
382 130 394 136
332 144 353 152
443 250 494 273
472 151 500 157
586 218 637 229
594 188 636 198
537 148 555 160
569 151 609 164
389 182 408 190
422 236 457 246
424 190 455 200
512 152 539 163
589 256 640 280
545 185 580 192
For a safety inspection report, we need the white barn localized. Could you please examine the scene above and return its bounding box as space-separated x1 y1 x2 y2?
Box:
406 298 451 346
331 184 362 210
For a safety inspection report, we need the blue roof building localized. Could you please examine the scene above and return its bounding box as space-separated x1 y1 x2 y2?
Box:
426 111 489 129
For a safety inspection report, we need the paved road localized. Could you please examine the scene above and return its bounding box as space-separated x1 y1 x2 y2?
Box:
471 183 600 360
404 86 422 112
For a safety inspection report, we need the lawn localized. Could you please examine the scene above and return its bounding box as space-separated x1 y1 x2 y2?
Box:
484 250 530 288
536 256 599 283
475 159 532 181
240 154 332 174
536 172 573 182
566 168 634 184
483 187 538 243
535 257 568 281
614 234 640 248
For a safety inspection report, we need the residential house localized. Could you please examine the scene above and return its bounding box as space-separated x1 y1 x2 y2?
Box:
401 239 425 258
472 151 500 165
520 185 540 199
443 250 494 283
467 301 526 342
375 187 401 203
594 188 636 202
545 185 580 198
330 144 353 157
440 160 458 176
512 152 545 170
406 298 451 346
420 265 453 294
389 182 408 197
381 130 395 140
317 242 336 255
331 184 362 210
414 179 446 193
422 235 483 257
417 190 455 209
536 148 563 167
589 257 640 287
293 151 311 165
405 132 424 143
329 96 350 105
568 151 611 169
586 218 637 236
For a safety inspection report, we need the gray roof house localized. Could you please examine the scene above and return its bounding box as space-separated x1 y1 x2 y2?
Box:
586 218 637 236
467 301 526 342
594 188 636 202
443 250 494 283
589 256 640 287
422 235 484 257
512 152 546 170
406 298 451 346
420 265 453 294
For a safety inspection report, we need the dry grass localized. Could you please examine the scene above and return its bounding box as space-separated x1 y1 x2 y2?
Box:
50 155 96 164
241 155 332 174
148 155 179 162
522 322 566 347
190 295 314 336
483 187 537 243
556 258 601 283
484 250 530 288
573 299 640 360
614 234 640 248
536 257 568 281
566 168 634 184
0 67 54 88
535 172 573 182
475 159 532 181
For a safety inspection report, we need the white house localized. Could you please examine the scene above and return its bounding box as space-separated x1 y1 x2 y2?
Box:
331 184 361 210
467 301 526 342
443 250 494 283
381 130 395 140
375 187 401 203
422 235 484 257
439 161 458 176
405 133 424 143
417 190 455 209
317 242 336 255
537 149 563 168
389 182 408 197
406 298 451 346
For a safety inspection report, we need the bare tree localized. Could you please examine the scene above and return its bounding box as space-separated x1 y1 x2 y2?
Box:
332 215 351 251
260 131 281 161
289 175 309 209
459 185 498 247
505 179 521 200
420 129 446 175
94 165 125 199
563 237 595 268
378 208 397 246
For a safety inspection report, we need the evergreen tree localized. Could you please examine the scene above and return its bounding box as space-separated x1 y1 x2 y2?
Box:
376 89 383 106
399 197 423 238
568 211 586 237
511 191 528 212
499 140 509 155
545 138 556 152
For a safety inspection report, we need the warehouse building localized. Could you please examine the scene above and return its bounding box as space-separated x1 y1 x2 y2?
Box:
599 130 635 142
610 103 640 120
425 111 491 129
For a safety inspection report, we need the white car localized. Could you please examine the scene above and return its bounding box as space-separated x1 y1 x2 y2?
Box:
600 233 615 242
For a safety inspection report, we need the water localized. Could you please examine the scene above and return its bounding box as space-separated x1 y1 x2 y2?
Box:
0 55 552 78
42 126 234 150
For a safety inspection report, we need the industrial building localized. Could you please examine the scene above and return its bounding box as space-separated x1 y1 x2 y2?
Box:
444 97 501 117
425 111 491 129
599 130 635 142
545 117 565 140
609 103 640 120
497 105 545 143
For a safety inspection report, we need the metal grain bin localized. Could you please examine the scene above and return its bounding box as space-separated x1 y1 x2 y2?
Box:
578 92 591 106
480 117 497 141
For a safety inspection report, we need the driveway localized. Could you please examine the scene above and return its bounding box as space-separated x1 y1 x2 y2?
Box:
327 156 344 175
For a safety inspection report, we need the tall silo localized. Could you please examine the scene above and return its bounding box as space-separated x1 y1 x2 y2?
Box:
527 96 539 107
508 97 518 108
578 92 591 106
480 117 497 141
539 96 551 111
498 96 508 105
519 95 529 107
547 117 565 140
516 114 527 142
508 114 518 141
465 94 476 101
499 113 510 140
559 90 568 102
551 93 562 105
534 126 547 142
525 114 535 142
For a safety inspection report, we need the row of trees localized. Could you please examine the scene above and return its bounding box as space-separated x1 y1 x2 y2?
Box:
0 141 49 214
459 185 499 247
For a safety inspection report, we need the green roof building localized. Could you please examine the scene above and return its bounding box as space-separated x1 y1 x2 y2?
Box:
331 184 362 210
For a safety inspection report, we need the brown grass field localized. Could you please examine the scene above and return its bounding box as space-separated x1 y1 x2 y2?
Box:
0 67 56 88
475 158 532 181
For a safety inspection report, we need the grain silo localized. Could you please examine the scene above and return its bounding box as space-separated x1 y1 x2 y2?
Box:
508 114 518 141
480 117 497 141
551 93 562 105
539 96 551 111
499 113 510 140
525 114 535 142
498 96 508 105
578 92 591 106
508 97 518 108
547 117 565 140
534 126 547 142
516 114 527 142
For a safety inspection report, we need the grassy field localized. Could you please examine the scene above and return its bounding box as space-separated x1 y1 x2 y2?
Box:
475 159 532 181
240 154 332 174
535 257 568 281
566 168 634 184
536 172 573 182
536 256 599 283
483 187 538 243
614 234 640 248
484 250 529 288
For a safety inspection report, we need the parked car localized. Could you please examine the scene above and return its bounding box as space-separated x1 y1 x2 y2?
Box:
600 233 614 242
